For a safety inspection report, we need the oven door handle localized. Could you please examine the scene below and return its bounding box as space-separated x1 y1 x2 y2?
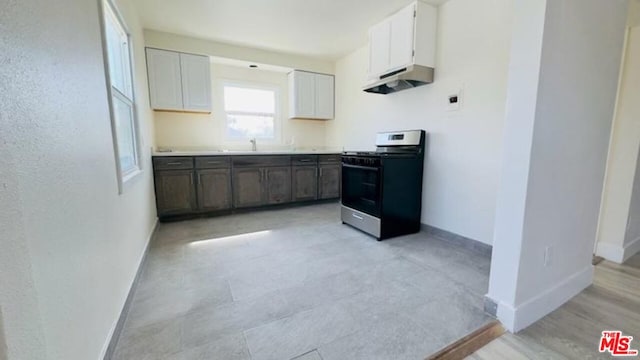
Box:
342 164 380 171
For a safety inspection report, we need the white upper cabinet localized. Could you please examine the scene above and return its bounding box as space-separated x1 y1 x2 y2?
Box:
367 1 437 80
288 70 334 120
146 48 211 113
389 4 416 70
315 74 334 119
368 20 391 76
290 70 316 118
180 53 212 112
146 48 183 111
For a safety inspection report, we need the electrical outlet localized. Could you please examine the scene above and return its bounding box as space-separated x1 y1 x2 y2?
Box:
544 246 552 267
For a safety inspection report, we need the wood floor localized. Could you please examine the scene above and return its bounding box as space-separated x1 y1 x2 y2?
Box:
467 253 640 359
427 321 504 360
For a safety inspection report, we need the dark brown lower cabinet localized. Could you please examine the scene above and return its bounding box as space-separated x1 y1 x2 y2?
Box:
233 166 292 207
196 169 232 211
154 170 197 216
233 167 264 208
265 166 292 204
319 164 341 199
154 154 341 219
292 166 318 201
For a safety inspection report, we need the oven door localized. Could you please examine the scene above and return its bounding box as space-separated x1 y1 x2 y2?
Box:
341 163 381 217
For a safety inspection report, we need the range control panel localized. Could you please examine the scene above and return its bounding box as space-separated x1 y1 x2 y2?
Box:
375 130 424 147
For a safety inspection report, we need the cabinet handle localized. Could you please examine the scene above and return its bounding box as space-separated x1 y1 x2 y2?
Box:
300 159 311 162
207 161 222 164
319 168 323 177
352 213 364 220
259 169 263 183
196 173 200 186
315 168 318 177
167 162 182 165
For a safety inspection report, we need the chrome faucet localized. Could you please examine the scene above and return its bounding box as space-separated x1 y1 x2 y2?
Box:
250 138 257 151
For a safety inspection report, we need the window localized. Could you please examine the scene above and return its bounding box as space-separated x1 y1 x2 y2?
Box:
102 0 140 189
223 84 277 140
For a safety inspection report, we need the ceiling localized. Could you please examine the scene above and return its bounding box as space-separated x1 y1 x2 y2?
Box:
134 0 447 60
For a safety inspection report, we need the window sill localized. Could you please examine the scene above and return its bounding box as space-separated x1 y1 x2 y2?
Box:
119 168 143 194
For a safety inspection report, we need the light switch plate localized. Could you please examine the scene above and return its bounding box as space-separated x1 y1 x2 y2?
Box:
446 84 464 112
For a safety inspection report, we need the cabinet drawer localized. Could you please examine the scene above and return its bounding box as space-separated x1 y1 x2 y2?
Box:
319 154 341 164
291 155 318 166
153 157 194 170
195 156 230 169
232 156 291 167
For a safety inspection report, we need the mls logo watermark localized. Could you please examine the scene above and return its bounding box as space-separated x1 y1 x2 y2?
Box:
599 331 638 357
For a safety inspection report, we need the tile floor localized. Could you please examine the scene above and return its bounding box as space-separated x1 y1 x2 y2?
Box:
113 202 493 360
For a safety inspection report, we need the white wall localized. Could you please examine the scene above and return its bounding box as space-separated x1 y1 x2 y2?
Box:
0 150 47 359
515 0 627 305
489 0 627 332
626 150 640 249
0 0 157 358
154 63 328 151
630 0 640 26
485 0 548 318
325 0 514 244
0 308 7 360
596 13 640 263
624 22 640 254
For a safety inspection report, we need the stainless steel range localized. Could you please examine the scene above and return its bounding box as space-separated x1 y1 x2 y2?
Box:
341 130 426 240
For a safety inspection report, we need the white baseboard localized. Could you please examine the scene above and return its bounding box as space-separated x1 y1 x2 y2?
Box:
596 237 640 264
496 265 593 332
495 300 516 332
596 241 625 263
623 237 640 262
100 218 159 360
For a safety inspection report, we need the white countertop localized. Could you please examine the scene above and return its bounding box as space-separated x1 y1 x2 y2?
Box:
152 149 342 156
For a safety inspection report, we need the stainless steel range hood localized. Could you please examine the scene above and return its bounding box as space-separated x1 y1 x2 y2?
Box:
363 65 434 95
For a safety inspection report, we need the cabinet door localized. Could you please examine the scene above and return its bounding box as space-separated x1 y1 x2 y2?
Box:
319 164 341 199
233 168 264 208
368 20 391 78
265 166 292 204
389 3 416 71
290 71 316 118
180 53 212 112
196 169 231 211
314 74 334 120
292 166 318 202
146 48 183 111
154 170 196 216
